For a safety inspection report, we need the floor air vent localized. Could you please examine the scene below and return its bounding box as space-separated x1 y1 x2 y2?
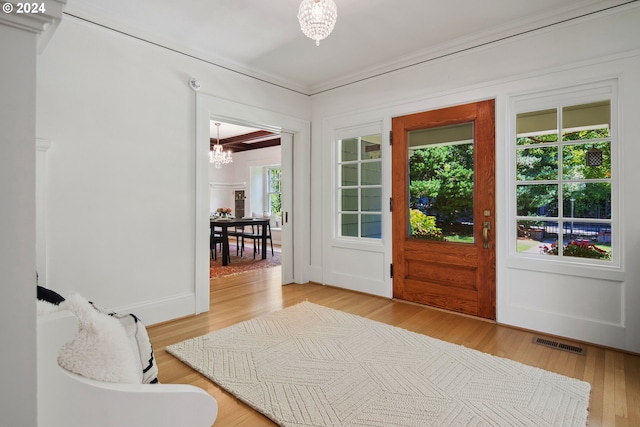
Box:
532 337 586 355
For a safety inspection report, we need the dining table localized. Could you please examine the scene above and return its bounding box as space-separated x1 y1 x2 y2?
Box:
210 217 270 266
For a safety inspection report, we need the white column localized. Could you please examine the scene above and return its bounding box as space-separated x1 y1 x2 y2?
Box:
0 2 65 425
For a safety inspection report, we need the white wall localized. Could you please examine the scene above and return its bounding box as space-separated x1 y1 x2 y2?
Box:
36 16 308 325
310 4 640 352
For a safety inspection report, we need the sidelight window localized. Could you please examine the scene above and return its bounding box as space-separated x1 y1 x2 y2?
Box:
337 133 382 239
511 82 618 267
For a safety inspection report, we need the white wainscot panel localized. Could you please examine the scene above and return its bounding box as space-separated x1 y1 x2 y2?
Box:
327 247 388 297
501 268 624 349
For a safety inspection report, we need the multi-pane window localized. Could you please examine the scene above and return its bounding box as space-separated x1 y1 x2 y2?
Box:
266 167 281 218
514 97 614 263
338 134 382 239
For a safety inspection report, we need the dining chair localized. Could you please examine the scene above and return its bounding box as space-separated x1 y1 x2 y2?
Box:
264 222 274 256
227 226 246 256
210 226 229 263
241 222 274 259
240 224 262 259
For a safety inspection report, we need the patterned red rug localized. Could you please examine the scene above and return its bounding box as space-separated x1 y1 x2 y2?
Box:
210 243 281 279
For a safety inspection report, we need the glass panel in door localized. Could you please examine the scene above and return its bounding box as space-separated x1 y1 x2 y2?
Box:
407 123 474 244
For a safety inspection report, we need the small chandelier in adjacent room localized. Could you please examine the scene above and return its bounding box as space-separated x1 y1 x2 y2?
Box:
209 122 232 168
298 0 337 46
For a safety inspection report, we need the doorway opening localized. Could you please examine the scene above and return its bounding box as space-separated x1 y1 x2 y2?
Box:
193 94 309 315
207 121 288 281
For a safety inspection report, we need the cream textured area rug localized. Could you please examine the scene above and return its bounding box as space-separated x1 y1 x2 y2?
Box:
167 302 590 426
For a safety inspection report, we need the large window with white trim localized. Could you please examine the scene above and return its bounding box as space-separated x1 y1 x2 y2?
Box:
337 133 382 239
512 82 618 266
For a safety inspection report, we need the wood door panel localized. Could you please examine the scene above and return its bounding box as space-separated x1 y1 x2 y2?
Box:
405 260 477 291
404 245 479 268
403 279 479 315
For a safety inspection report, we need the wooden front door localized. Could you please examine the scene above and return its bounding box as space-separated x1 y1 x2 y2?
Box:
392 100 496 319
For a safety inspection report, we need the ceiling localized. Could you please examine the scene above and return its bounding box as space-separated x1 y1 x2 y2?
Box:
63 0 632 96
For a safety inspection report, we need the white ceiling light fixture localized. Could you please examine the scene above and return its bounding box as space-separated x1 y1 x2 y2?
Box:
209 123 233 168
297 0 337 46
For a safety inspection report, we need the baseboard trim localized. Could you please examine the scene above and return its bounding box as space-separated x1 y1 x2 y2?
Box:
113 292 197 326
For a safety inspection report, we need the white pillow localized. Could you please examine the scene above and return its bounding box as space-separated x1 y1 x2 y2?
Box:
57 294 142 384
89 301 159 384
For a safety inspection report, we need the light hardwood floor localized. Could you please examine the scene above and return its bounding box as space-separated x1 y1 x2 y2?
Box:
147 267 640 427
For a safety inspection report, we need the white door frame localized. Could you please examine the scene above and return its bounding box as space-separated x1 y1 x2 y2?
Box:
194 94 310 314
280 131 295 284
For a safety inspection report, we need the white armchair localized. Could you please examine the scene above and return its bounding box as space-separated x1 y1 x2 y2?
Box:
37 310 218 427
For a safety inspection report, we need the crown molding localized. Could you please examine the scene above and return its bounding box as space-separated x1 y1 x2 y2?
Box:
0 0 66 52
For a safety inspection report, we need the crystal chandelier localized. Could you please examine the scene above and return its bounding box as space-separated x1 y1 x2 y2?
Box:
297 0 337 46
209 122 232 169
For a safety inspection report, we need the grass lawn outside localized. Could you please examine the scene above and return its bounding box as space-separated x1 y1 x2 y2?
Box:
517 239 541 252
445 234 474 244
